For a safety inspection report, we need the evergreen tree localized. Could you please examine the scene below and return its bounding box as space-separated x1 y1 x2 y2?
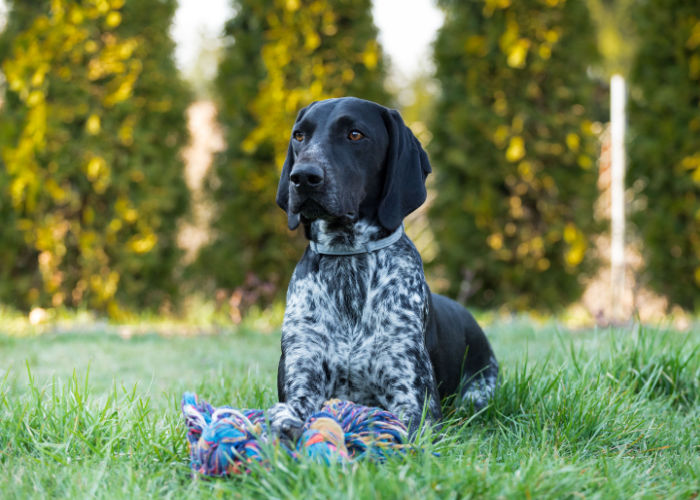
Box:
429 0 601 310
628 0 700 310
199 0 390 299
0 0 191 314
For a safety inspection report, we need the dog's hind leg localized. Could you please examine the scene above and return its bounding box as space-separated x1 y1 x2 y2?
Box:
459 355 499 411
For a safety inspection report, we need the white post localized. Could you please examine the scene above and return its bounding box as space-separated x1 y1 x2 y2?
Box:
610 74 626 320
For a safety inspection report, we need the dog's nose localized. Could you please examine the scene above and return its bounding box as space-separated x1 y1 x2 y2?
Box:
290 164 324 189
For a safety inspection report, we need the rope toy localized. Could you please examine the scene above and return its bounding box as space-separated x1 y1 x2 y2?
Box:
181 393 409 476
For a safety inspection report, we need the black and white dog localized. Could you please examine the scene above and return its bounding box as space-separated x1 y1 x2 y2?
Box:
269 97 498 439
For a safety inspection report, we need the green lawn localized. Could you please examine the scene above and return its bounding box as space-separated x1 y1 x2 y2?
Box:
0 318 698 498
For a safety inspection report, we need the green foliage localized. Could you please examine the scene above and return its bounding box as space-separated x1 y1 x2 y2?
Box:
586 0 638 77
429 0 601 310
0 0 191 314
628 0 700 310
198 0 390 298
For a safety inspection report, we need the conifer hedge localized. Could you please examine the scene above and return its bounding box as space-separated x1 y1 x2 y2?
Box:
199 0 390 297
0 0 191 314
428 0 601 310
628 0 700 310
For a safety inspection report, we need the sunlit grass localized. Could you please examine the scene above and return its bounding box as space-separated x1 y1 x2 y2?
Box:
0 320 698 498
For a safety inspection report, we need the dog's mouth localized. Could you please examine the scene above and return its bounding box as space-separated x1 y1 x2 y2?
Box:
297 199 328 220
292 198 358 224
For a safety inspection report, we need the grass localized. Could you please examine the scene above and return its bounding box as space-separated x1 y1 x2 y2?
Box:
0 318 698 499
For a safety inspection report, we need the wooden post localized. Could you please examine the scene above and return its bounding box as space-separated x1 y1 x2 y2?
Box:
610 74 626 320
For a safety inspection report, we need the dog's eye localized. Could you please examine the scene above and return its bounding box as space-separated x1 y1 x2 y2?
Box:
293 131 305 142
348 130 364 141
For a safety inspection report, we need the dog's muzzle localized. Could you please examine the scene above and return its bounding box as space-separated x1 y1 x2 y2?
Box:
289 163 330 219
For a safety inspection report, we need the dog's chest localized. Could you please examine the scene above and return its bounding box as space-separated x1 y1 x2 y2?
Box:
319 255 392 401
284 246 427 404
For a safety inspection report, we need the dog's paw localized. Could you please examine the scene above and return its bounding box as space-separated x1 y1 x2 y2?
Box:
268 402 304 443
459 355 499 411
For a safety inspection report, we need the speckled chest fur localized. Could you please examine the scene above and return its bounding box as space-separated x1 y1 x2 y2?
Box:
281 220 438 413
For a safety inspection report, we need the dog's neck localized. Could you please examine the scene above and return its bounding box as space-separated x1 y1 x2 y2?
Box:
306 219 401 255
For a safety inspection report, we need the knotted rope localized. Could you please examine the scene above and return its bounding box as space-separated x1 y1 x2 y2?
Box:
181 393 409 476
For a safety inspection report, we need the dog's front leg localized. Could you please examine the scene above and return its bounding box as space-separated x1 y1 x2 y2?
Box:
368 297 443 436
374 347 443 437
271 336 328 442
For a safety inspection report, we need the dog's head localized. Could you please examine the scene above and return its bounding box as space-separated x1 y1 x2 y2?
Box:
276 97 432 231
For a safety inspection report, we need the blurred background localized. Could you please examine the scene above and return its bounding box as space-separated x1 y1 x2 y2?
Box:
0 0 698 332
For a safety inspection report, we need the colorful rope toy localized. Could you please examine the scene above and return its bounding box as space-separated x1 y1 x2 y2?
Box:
181 393 409 476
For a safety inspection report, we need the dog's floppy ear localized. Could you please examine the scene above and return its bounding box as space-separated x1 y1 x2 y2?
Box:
377 108 432 231
276 141 300 230
276 103 315 230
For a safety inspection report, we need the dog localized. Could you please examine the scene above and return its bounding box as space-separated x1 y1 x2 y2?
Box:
269 97 498 439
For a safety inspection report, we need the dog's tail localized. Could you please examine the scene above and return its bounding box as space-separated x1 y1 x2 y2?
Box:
459 355 499 411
